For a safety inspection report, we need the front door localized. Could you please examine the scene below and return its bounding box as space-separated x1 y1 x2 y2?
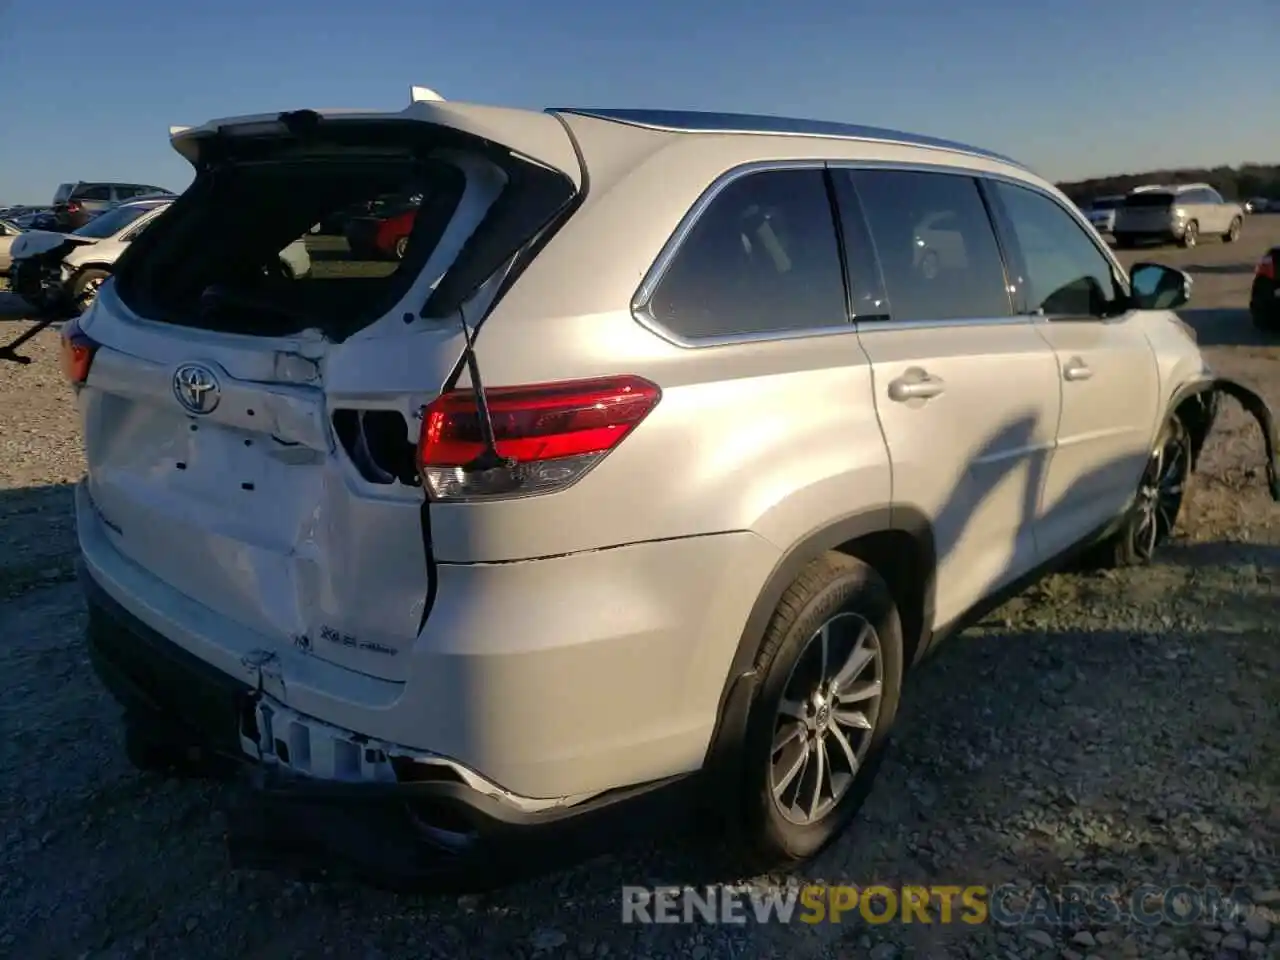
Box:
985 179 1161 559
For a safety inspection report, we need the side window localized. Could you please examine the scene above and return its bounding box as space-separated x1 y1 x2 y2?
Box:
991 181 1123 318
1204 188 1224 204
845 169 1012 323
646 168 848 339
78 185 112 201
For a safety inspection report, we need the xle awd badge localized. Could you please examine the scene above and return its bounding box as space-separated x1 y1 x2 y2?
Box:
173 362 221 415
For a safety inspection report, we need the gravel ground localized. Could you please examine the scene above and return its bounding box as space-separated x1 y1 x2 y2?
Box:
1 220 1278 960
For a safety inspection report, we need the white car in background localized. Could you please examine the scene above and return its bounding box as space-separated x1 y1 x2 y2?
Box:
10 197 312 314
0 218 22 275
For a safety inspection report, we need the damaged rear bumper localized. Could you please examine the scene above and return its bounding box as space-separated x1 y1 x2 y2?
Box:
1206 376 1280 502
81 566 694 891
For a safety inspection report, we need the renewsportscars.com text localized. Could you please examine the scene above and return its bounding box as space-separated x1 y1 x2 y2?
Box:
620 883 1254 927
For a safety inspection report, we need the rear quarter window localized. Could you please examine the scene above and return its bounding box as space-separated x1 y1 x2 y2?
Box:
644 168 849 340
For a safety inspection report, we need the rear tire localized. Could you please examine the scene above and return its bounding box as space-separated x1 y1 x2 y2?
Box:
1179 220 1199 249
734 554 903 870
1224 217 1242 243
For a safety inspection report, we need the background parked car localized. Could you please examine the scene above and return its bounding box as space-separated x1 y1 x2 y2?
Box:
10 197 312 314
1084 194 1124 234
51 181 173 231
343 191 423 259
6 207 57 230
10 198 174 312
0 218 23 275
1112 183 1244 248
1252 247 1279 333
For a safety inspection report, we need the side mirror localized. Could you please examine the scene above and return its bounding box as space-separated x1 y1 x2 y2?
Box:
1130 262 1192 311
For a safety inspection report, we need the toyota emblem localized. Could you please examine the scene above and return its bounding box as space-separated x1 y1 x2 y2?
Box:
173 362 221 415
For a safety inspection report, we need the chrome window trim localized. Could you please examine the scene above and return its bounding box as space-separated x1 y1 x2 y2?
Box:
631 158 1127 350
853 314 1046 334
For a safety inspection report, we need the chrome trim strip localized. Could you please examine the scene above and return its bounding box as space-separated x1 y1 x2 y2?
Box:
553 108 1028 169
854 315 1045 334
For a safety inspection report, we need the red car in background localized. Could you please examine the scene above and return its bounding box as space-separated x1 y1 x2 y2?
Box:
344 193 421 261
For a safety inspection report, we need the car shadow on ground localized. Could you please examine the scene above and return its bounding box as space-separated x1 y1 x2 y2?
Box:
0 291 33 320
1176 307 1271 348
2 460 1275 958
1182 263 1259 277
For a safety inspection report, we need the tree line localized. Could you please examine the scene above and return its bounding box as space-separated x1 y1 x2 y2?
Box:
1057 163 1280 206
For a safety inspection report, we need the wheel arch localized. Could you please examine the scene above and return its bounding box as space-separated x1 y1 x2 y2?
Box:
1167 376 1218 470
71 261 114 279
699 507 936 789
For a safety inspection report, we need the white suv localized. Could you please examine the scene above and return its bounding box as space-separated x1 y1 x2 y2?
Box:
67 91 1279 886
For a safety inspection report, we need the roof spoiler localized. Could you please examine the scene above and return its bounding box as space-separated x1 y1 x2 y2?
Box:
410 85 445 103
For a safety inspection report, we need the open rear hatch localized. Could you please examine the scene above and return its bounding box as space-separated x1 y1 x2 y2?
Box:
75 98 581 682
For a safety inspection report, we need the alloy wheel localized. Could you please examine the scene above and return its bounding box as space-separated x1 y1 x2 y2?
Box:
1132 427 1189 561
76 276 104 313
769 611 884 826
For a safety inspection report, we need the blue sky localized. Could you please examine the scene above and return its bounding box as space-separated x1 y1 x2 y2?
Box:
0 0 1273 204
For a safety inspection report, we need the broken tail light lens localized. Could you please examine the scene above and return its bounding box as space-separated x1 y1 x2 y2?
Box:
1257 253 1275 281
59 317 99 386
417 375 661 501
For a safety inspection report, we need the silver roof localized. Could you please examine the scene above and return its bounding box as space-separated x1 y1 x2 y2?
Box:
553 107 1026 168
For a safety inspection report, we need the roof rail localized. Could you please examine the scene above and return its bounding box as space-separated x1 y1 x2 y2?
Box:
553 107 1026 169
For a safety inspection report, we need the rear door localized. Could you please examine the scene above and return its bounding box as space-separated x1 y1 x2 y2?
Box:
77 108 581 682
834 167 1062 630
984 178 1160 558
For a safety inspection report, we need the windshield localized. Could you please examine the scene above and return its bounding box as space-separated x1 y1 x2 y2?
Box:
72 203 163 239
1123 192 1175 208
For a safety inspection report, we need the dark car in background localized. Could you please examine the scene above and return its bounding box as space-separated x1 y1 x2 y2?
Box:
1252 247 1279 333
52 181 173 231
1 206 57 230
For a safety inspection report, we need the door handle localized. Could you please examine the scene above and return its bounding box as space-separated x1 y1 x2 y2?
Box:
1063 358 1094 382
888 368 946 402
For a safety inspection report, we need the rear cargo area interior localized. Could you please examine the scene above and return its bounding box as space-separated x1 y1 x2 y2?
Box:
114 155 466 339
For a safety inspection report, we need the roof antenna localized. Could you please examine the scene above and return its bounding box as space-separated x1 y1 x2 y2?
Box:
452 302 518 488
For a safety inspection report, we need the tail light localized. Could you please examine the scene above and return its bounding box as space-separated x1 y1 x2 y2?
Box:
65 200 82 214
1258 253 1275 281
417 375 661 501
60 317 98 385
